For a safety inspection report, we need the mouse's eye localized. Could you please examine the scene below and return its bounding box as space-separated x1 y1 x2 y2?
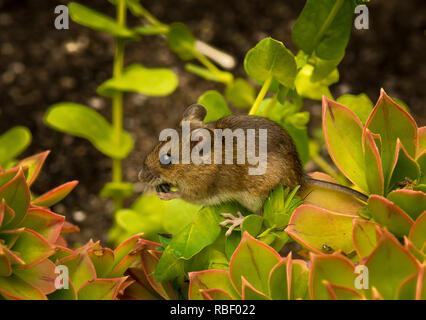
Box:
159 153 172 166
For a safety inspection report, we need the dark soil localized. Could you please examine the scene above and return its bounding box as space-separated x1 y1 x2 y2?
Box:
0 0 425 246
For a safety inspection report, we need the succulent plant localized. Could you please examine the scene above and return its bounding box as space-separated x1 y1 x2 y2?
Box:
286 90 426 255
48 234 149 300
189 228 425 300
0 151 78 299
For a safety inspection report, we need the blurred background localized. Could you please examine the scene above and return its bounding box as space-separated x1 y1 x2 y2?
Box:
0 0 425 244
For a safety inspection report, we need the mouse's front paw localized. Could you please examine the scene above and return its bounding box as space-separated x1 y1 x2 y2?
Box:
219 211 245 237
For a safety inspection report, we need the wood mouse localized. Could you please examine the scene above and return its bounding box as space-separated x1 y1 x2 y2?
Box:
139 104 368 236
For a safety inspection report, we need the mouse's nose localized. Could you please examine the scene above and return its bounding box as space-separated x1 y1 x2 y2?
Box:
138 166 159 183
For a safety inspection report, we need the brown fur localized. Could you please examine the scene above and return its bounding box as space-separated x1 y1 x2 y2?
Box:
140 104 304 213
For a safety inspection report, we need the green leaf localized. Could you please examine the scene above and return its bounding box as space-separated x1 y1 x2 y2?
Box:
336 93 373 124
352 219 379 259
363 129 384 195
311 53 344 82
0 168 30 228
15 151 49 186
197 90 231 123
44 103 134 160
295 64 338 100
32 181 79 208
322 97 368 192
78 278 126 300
97 64 178 97
365 90 418 188
365 230 419 299
310 254 356 300
241 214 263 237
167 22 196 60
368 195 414 238
0 274 46 300
189 269 239 300
292 0 355 60
268 255 309 300
409 211 426 251
229 231 280 295
387 190 426 221
241 277 270 300
59 253 96 291
13 259 57 295
225 78 256 109
12 229 54 267
244 37 297 88
20 208 64 243
163 199 201 235
388 140 420 191
68 2 137 39
153 245 185 282
0 126 31 166
285 205 355 255
168 207 221 259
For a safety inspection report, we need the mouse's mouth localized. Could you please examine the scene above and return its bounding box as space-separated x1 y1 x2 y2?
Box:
155 183 172 193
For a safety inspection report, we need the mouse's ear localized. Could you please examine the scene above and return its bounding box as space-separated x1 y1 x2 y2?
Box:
180 104 207 127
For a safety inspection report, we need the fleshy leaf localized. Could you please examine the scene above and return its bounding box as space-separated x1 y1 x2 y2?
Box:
352 219 380 259
20 207 65 243
324 282 363 300
336 93 373 125
323 97 368 192
32 181 79 208
189 269 239 300
365 90 418 187
309 254 356 300
368 195 414 238
11 229 55 268
200 288 234 300
387 189 426 221
58 253 96 291
44 103 134 160
409 211 426 251
388 140 420 190
0 168 30 228
365 229 419 299
229 231 280 295
14 259 56 295
241 277 270 300
78 277 127 300
15 151 49 186
285 205 355 255
0 274 46 300
363 129 384 195
97 64 178 97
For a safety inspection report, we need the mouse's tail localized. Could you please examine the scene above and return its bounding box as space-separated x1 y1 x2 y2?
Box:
305 176 369 203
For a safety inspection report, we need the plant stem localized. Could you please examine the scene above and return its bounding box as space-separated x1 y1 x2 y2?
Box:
249 75 273 115
263 92 278 116
192 50 231 85
111 0 127 210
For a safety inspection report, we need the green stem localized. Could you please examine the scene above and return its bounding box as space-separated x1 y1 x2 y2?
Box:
192 50 230 85
111 0 127 210
263 92 278 116
249 75 273 115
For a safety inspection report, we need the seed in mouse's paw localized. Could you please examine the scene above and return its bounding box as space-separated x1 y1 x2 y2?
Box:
157 191 179 201
219 211 245 237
